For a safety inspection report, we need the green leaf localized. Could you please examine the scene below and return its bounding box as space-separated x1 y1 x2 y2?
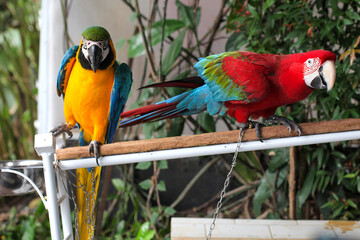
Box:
166 117 185 137
21 220 35 240
322 175 331 193
350 109 360 118
197 112 215 133
157 180 166 191
235 154 258 182
116 38 126 50
162 29 187 75
128 19 186 58
157 160 168 169
346 11 360 21
331 204 345 219
262 0 275 16
136 161 152 170
296 166 316 216
247 4 260 21
143 121 166 139
342 18 353 25
332 192 339 201
268 148 289 171
332 151 346 159
130 12 137 22
112 178 125 191
139 179 152 190
347 199 358 209
116 220 125 234
164 206 176 216
253 166 287 216
344 173 357 179
150 212 159 225
225 32 247 52
136 222 155 240
176 0 201 28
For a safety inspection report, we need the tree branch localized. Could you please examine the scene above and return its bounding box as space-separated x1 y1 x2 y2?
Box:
134 0 158 81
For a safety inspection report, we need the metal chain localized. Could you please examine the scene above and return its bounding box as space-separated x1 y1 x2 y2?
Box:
57 165 96 240
90 168 97 239
56 167 80 240
207 128 245 240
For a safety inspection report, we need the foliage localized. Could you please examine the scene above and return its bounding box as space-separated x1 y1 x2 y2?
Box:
226 0 360 220
3 0 360 239
106 0 360 238
1 201 51 240
0 0 39 160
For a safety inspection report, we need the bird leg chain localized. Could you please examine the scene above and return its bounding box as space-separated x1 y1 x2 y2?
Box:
207 128 245 240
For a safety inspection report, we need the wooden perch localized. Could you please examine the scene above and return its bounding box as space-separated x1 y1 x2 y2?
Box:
56 118 360 160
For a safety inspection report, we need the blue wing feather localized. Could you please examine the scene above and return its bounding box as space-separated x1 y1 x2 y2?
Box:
56 45 79 97
106 62 133 143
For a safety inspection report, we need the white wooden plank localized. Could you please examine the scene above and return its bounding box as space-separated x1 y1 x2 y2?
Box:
171 218 360 239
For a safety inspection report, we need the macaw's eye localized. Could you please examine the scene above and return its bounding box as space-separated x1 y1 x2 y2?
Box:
83 44 87 50
306 58 314 67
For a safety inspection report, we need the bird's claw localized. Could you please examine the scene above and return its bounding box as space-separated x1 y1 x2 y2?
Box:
240 120 266 142
266 115 302 136
50 123 73 138
89 140 101 166
242 115 302 142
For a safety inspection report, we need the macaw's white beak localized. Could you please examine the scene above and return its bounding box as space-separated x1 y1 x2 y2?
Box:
306 60 336 92
321 60 336 92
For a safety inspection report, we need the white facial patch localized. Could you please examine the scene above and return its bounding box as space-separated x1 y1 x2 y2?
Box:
303 57 321 87
81 37 110 62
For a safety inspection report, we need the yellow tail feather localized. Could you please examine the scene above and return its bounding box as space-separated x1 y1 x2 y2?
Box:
76 166 101 239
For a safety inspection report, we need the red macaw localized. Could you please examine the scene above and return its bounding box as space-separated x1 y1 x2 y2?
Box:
119 50 336 138
51 26 132 239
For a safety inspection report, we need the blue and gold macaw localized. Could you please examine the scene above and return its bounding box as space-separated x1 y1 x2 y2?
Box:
51 26 132 239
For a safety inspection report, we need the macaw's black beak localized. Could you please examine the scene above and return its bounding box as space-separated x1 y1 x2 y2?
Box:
88 45 102 73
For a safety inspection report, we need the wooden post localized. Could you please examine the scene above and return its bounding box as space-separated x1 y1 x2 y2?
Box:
289 146 296 220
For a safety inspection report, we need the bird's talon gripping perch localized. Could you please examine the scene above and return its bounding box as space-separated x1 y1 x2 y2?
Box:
50 123 73 138
89 140 101 166
240 121 266 142
266 115 302 136
254 121 265 142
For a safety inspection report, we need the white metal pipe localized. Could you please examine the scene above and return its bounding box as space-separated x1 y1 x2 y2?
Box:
42 152 62 240
57 171 74 240
59 130 360 171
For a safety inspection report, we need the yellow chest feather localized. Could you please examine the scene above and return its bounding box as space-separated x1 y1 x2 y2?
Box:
63 61 115 142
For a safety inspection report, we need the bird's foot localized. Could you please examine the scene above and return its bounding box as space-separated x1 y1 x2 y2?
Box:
50 123 73 138
240 120 266 142
241 115 301 142
266 115 301 136
89 140 101 166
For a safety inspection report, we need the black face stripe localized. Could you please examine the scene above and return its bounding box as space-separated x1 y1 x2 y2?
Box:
78 43 114 70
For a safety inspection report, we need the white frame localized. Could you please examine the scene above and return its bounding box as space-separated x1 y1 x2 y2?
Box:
28 130 360 239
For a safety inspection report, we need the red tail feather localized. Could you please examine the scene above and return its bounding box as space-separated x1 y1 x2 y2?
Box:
120 102 181 127
120 102 169 118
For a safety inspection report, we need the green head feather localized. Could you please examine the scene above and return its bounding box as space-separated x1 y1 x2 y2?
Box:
82 26 111 41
